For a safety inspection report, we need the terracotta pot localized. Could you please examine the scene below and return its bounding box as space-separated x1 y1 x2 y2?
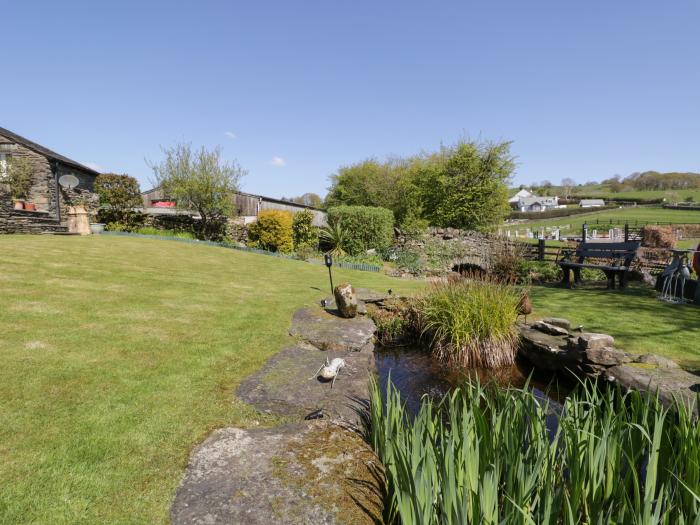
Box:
13 200 25 210
24 203 36 212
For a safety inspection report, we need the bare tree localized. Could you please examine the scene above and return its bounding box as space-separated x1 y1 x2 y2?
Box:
561 177 576 199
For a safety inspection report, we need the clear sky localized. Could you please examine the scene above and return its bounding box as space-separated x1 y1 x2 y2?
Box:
3 1 699 197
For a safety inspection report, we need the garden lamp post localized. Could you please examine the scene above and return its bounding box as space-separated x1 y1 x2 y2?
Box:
324 253 334 294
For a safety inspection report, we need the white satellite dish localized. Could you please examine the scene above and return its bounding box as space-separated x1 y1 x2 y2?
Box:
58 174 80 190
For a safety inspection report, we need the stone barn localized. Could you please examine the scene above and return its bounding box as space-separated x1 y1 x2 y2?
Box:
0 127 100 234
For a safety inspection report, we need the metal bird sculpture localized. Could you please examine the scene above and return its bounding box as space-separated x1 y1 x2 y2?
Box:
517 289 533 326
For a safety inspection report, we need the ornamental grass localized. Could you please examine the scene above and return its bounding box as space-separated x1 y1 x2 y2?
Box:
362 378 700 524
412 279 521 369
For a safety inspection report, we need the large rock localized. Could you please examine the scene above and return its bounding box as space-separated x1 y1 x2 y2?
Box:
568 333 615 352
171 421 383 525
532 321 569 337
635 354 680 368
289 307 376 352
605 364 700 410
542 317 572 331
334 283 358 318
237 344 373 424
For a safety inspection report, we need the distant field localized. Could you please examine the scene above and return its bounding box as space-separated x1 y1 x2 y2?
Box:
502 205 700 236
510 185 700 202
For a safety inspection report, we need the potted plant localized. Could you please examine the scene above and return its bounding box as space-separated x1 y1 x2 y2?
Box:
24 202 36 212
7 157 33 210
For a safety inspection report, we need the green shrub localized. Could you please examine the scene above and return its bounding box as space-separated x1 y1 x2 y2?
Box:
516 260 561 283
7 156 34 200
399 214 429 241
391 248 422 274
412 280 521 368
364 378 700 524
95 173 143 230
291 209 317 249
326 205 394 255
247 210 294 253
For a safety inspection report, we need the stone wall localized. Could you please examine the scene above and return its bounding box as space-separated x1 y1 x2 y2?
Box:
0 198 67 233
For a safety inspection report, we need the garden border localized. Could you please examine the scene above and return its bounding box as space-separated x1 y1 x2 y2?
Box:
101 231 382 273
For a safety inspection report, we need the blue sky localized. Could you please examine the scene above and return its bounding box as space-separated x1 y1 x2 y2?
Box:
3 1 699 197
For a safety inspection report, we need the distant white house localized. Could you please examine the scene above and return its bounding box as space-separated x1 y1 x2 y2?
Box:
509 188 532 204
516 195 559 213
579 199 605 208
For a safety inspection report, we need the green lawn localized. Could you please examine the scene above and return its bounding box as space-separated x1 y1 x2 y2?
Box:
529 283 700 369
1 236 699 523
503 205 700 236
0 236 423 524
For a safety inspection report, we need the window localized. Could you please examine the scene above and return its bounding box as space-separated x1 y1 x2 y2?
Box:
0 153 7 181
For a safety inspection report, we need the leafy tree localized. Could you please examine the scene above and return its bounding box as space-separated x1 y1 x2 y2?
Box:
325 158 419 223
415 141 514 230
326 205 395 255
288 193 323 208
94 173 142 228
149 143 246 240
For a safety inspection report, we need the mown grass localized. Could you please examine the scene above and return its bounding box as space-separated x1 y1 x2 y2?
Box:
529 283 700 368
0 235 423 524
365 377 700 524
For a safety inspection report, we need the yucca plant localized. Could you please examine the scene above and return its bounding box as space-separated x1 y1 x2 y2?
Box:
319 220 347 257
412 279 521 369
363 377 700 524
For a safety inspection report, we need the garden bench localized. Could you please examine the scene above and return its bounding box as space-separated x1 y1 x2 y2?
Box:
558 241 641 289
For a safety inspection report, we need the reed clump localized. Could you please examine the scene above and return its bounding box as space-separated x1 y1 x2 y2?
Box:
362 378 700 524
412 279 520 369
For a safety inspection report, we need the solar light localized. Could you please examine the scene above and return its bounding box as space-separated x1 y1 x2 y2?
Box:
324 253 334 294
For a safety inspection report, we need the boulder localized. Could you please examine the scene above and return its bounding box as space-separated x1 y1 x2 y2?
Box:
584 347 633 367
542 317 572 331
568 333 615 352
532 321 569 337
334 283 358 318
289 307 376 352
635 354 680 368
171 422 383 525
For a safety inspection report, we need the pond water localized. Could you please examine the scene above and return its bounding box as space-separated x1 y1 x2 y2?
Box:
374 346 569 433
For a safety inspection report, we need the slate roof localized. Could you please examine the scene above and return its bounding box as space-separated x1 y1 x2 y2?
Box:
0 126 100 176
580 199 605 206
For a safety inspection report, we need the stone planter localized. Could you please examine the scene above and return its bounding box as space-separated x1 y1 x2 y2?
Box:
89 223 106 234
67 205 91 235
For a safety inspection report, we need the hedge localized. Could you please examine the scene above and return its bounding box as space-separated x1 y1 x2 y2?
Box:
326 205 394 255
508 205 616 221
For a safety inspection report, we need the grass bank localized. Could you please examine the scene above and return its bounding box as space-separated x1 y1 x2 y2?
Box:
0 235 423 524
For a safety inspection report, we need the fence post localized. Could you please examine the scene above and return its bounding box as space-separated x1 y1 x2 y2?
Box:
538 239 545 261
582 223 588 242
624 223 629 242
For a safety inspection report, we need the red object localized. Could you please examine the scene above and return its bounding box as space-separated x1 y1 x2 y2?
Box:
153 201 176 208
24 203 36 211
693 243 700 276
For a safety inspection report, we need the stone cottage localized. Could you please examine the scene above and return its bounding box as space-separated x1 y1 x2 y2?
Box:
0 126 100 233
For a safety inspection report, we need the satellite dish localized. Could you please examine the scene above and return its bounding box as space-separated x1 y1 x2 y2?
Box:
58 174 79 190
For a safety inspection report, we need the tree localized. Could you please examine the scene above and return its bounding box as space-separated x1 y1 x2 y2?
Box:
288 193 323 208
325 157 419 223
415 140 514 230
149 143 246 240
94 173 142 228
561 177 576 199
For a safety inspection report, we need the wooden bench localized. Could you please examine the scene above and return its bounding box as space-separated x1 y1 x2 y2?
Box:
558 241 641 289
